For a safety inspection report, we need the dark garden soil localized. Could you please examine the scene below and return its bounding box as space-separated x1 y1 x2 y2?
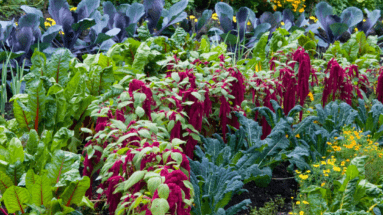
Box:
3 102 13 120
226 162 299 215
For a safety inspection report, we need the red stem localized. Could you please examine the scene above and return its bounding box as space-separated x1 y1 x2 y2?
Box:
0 207 8 215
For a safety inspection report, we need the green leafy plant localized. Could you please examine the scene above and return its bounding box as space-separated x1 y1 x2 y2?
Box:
299 156 383 214
0 129 93 214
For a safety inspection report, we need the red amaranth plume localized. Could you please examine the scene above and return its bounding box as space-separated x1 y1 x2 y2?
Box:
346 64 369 98
152 168 191 215
322 59 354 106
377 68 383 103
128 79 155 119
293 47 310 120
281 68 297 116
105 176 124 214
178 69 197 89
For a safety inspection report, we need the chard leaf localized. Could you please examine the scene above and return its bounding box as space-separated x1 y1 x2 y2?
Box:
0 170 14 193
31 173 53 206
8 138 24 164
46 48 72 86
61 176 90 206
13 99 31 131
46 150 81 185
27 79 46 132
51 127 74 152
3 186 30 214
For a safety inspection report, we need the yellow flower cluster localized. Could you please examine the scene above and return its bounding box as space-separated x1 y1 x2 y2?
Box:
308 92 314 101
309 16 317 23
212 13 218 20
296 169 311 180
189 15 198 22
44 18 65 35
70 7 77 11
209 13 251 25
271 0 306 13
44 17 56 28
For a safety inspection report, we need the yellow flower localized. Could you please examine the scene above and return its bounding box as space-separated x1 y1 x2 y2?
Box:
286 134 289 138
59 31 65 35
313 164 320 167
247 21 251 25
302 201 309 205
281 21 285 26
363 18 366 22
327 142 332 145
341 161 345 166
212 13 218 20
15 22 18 26
300 211 304 215
296 134 300 138
189 15 196 19
321 161 326 165
291 197 294 199
333 166 341 172
308 92 314 101
321 182 325 187
346 159 350 162
70 7 77 11
295 170 301 174
299 8 304 13
296 201 301 205
324 173 329 177
233 16 237 23
273 5 277 11
299 174 309 180
309 16 318 22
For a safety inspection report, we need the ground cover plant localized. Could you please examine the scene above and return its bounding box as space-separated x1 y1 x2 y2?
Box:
1 0 383 215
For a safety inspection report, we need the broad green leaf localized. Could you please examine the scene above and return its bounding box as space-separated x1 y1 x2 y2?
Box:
0 170 13 193
26 129 39 155
46 48 72 86
46 150 81 185
124 170 146 191
3 186 30 213
51 127 74 152
8 137 24 164
30 50 47 76
136 106 145 118
61 176 90 207
157 184 169 199
147 177 161 194
99 66 115 94
27 79 46 132
13 99 31 131
50 198 75 214
31 174 53 206
150 198 169 215
78 196 94 209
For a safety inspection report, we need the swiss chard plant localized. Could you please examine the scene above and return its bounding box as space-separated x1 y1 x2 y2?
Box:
9 48 115 144
0 128 93 214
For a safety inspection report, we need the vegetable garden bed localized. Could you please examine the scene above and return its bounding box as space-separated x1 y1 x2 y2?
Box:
1 0 383 215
